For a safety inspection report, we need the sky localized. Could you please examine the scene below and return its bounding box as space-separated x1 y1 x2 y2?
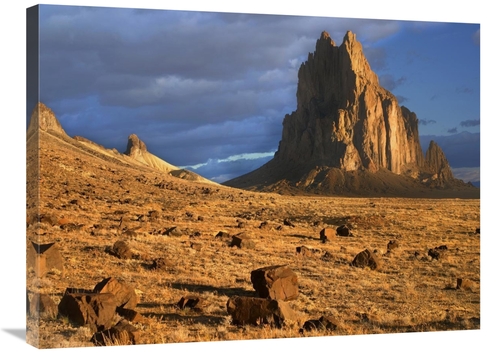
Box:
31 3 481 184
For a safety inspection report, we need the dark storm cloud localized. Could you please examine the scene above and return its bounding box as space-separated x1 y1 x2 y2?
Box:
460 119 480 127
37 5 406 172
447 128 458 134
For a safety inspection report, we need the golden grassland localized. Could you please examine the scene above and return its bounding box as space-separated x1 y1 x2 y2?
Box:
26 132 480 348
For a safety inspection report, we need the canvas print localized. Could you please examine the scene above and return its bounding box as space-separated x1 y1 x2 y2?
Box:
26 4 480 349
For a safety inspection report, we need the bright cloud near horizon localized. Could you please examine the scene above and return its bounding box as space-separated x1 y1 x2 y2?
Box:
32 4 480 183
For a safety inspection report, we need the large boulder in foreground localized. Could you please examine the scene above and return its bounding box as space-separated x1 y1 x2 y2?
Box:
93 277 138 310
226 296 300 327
250 265 299 301
58 289 117 333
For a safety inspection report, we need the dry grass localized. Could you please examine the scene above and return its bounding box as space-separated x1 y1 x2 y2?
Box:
26 131 480 348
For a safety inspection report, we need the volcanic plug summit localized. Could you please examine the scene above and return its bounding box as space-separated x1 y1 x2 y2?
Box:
224 31 477 197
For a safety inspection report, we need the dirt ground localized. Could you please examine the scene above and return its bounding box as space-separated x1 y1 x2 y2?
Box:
25 130 480 349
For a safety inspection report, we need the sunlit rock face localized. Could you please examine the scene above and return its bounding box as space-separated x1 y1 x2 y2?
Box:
275 31 424 175
225 31 477 196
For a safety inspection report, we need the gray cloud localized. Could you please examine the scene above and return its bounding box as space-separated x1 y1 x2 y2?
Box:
447 128 458 134
379 75 407 91
460 119 480 127
419 119 436 126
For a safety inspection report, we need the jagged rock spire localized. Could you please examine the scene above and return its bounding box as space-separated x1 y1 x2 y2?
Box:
277 30 423 174
27 102 67 139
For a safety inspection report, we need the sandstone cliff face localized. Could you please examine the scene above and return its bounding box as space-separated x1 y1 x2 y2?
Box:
275 31 423 174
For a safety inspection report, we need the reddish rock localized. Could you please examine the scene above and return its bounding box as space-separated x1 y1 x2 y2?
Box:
93 277 138 309
250 265 299 301
351 249 380 270
110 240 133 259
456 278 474 290
91 320 141 346
226 296 299 327
336 224 351 237
387 240 399 251
177 296 204 310
230 233 256 249
302 315 339 332
320 228 335 243
296 246 321 258
58 291 117 332
150 257 173 271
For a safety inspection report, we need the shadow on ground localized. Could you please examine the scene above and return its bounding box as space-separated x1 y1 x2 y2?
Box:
170 282 256 297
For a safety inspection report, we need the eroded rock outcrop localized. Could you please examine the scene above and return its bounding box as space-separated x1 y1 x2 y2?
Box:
225 31 476 197
27 102 68 140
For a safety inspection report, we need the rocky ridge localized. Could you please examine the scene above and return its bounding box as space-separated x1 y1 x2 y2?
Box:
224 31 478 197
27 102 217 186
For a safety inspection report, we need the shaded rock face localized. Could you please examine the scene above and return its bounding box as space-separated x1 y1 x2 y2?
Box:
276 31 424 174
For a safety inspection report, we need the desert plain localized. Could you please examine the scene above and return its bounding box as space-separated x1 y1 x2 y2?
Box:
25 128 480 349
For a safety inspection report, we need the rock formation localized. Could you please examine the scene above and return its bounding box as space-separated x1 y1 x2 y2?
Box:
124 133 218 184
26 102 218 186
224 31 476 197
27 102 68 140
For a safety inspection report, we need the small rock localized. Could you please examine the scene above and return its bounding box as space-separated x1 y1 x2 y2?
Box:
336 224 351 237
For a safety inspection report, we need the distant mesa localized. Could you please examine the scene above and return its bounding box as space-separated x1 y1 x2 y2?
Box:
224 31 478 197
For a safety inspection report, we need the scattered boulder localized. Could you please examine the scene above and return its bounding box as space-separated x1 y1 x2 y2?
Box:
29 293 58 319
90 320 141 346
351 249 380 270
387 240 399 251
319 228 335 243
177 296 204 311
107 240 133 260
58 290 117 332
164 226 183 237
428 246 448 260
336 225 351 237
149 257 173 271
215 231 232 240
301 315 339 332
230 233 256 249
190 242 202 251
284 218 295 227
26 241 65 277
226 296 299 327
456 278 474 290
93 277 138 310
250 265 299 301
296 245 322 258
